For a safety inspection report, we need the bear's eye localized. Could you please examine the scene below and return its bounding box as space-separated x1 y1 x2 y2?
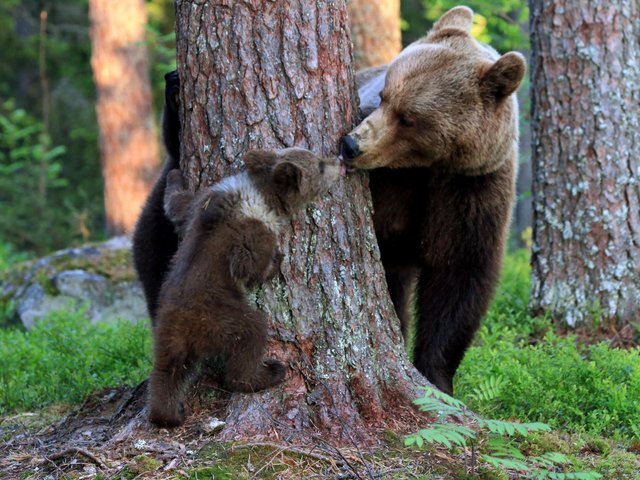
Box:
318 161 325 174
397 113 415 128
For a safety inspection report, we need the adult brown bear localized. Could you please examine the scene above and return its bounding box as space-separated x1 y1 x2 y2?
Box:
341 6 525 394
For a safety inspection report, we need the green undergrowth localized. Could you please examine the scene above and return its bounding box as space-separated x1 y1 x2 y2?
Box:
450 250 640 478
0 307 151 414
456 250 640 441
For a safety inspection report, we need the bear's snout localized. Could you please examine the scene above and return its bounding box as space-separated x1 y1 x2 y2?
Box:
340 135 361 163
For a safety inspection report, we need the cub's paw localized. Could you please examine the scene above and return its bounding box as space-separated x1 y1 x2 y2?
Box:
225 359 287 393
263 358 287 386
166 169 184 190
149 400 186 428
164 70 179 113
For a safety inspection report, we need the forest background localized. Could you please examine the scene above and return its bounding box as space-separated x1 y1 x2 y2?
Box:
1 1 639 478
0 0 530 258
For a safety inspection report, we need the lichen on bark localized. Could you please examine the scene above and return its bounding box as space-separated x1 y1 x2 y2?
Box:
529 0 640 329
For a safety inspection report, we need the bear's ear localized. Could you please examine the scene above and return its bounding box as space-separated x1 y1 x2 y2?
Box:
244 150 277 173
480 52 526 100
272 161 302 193
430 6 474 35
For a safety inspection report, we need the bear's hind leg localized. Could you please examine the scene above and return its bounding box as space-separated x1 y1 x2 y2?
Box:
219 309 286 393
385 267 418 343
148 334 192 427
413 265 493 395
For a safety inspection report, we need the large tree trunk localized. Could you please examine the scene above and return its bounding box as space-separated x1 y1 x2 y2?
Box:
347 0 401 70
89 0 160 236
175 0 425 444
529 0 640 330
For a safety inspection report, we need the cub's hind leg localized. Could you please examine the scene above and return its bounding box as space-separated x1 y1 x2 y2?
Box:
218 307 286 393
148 322 192 427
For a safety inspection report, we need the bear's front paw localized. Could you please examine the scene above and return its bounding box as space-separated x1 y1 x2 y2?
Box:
164 70 180 113
263 358 287 386
149 400 186 428
166 169 184 190
225 359 287 393
164 70 179 86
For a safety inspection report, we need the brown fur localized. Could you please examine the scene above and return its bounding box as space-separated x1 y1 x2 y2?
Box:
148 148 340 428
341 6 526 394
132 71 181 323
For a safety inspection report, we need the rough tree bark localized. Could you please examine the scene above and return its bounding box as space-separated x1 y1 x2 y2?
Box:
347 0 401 70
529 0 640 330
175 0 425 444
89 0 160 236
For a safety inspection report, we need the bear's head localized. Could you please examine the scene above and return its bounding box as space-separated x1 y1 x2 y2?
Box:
243 147 342 215
341 6 526 175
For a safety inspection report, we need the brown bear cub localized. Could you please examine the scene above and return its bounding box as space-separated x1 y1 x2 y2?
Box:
148 148 341 428
340 6 526 394
132 71 181 323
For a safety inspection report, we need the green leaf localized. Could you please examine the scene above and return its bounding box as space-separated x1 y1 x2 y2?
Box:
520 422 552 432
481 454 529 471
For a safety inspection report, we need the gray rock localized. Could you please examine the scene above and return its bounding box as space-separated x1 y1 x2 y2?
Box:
2 236 149 329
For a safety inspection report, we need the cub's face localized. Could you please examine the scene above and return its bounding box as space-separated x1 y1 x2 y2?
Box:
274 148 342 209
245 148 342 214
341 6 525 175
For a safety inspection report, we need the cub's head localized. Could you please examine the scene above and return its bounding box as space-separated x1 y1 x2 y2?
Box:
341 6 525 175
244 147 341 215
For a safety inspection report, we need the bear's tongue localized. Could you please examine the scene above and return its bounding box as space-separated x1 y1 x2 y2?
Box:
338 155 354 176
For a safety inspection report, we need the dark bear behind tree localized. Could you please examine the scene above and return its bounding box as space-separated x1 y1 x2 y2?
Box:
132 71 181 323
341 7 526 394
148 149 342 427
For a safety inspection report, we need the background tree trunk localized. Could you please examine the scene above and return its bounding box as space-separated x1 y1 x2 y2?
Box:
89 0 160 236
175 0 425 444
529 0 640 331
347 0 401 70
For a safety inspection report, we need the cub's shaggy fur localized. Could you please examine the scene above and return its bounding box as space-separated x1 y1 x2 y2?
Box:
148 149 341 428
341 6 526 394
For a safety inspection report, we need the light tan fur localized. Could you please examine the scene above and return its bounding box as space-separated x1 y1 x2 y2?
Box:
349 6 525 176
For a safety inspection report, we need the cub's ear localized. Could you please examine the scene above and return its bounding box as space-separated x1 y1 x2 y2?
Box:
272 162 302 193
480 52 526 100
244 150 277 173
429 6 474 35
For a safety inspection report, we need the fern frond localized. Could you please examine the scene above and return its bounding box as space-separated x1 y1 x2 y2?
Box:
484 436 525 459
482 418 551 436
469 376 506 403
415 385 466 409
411 424 476 449
527 471 602 480
529 451 570 468
481 454 530 471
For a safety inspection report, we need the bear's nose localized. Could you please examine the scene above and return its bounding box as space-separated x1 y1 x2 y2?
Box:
340 135 361 162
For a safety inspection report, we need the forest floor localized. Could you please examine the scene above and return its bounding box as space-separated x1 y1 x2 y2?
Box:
3 250 639 479
0 382 467 480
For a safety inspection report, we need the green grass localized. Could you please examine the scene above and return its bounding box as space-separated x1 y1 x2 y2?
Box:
456 251 640 441
0 307 151 414
0 241 29 274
